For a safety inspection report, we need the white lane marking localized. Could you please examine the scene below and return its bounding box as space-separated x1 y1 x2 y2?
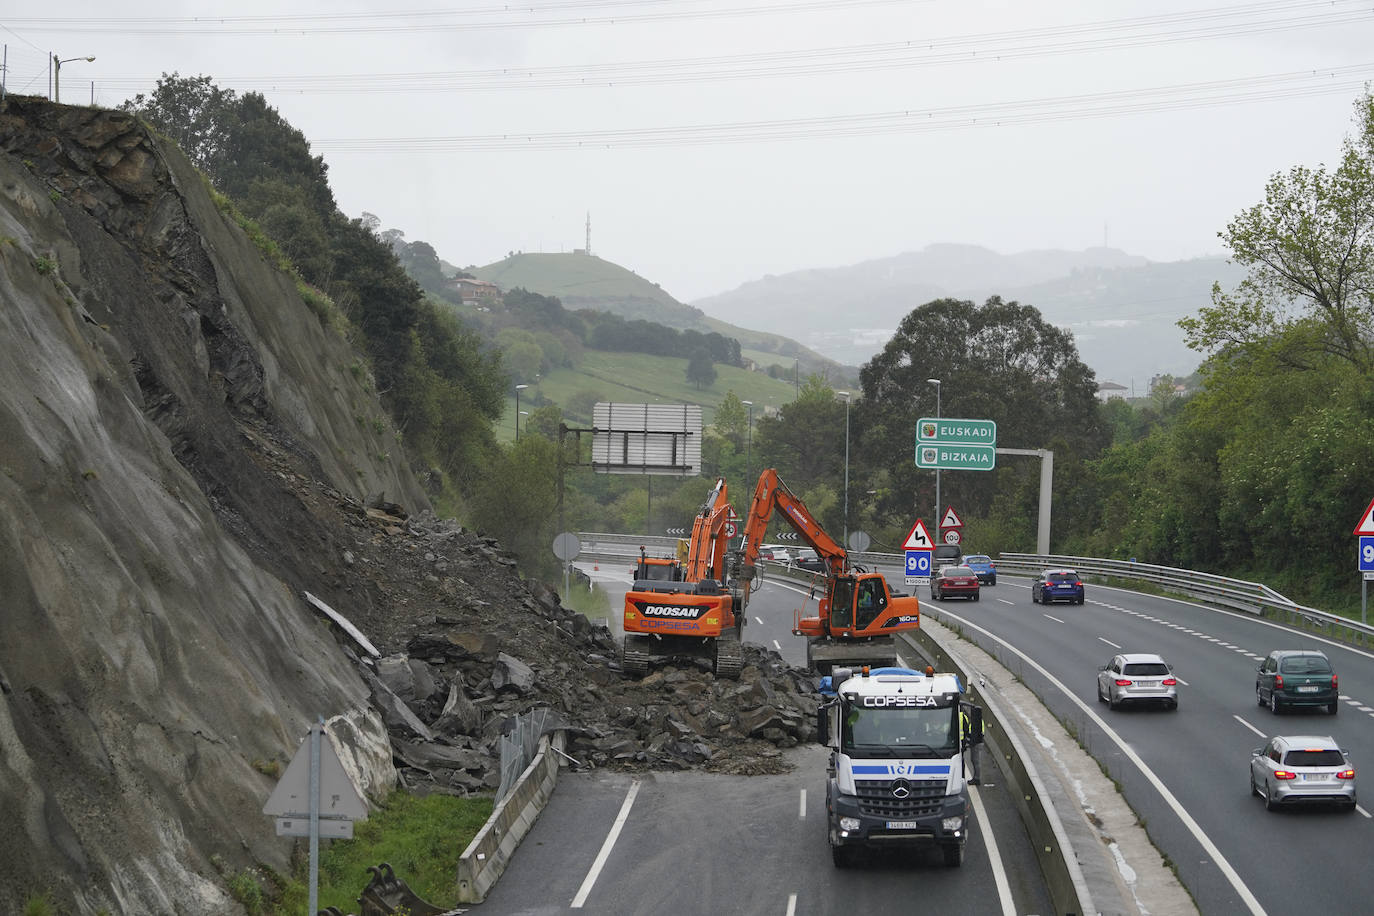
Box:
936 609 1267 916
997 598 1015 605
1044 614 1065 624
1357 804 1372 819
799 788 807 819
785 893 798 916
773 640 782 651
1175 677 1190 686
969 785 1016 916
571 780 641 909
1098 637 1122 649
1234 716 1267 739
755 616 764 625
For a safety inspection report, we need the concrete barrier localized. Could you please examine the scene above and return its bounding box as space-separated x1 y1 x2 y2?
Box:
900 627 1093 916
454 731 566 903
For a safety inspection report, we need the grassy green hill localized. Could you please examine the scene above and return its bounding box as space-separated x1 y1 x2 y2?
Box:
501 349 799 441
471 253 852 381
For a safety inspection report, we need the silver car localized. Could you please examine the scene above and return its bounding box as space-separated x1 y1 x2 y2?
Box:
1250 734 1357 811
1096 653 1178 710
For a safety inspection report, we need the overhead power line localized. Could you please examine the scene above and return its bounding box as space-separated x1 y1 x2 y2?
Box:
2 0 917 36
310 64 1374 152
84 1 1374 95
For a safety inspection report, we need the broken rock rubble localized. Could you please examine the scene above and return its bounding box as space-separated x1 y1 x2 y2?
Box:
339 507 821 790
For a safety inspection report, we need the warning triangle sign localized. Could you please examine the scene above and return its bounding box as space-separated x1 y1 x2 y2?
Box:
263 726 368 819
1355 497 1374 535
902 519 934 549
941 507 963 529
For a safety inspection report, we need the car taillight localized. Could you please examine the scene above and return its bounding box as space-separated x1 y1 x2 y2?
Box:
1337 768 1356 780
1074 580 1083 587
1274 674 1283 690
1114 679 1132 687
1332 674 1338 689
1273 770 1298 780
1162 677 1177 686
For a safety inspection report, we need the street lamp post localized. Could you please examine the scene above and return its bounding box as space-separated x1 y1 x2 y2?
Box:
53 54 95 104
742 400 754 489
514 384 528 441
927 378 941 539
838 391 851 549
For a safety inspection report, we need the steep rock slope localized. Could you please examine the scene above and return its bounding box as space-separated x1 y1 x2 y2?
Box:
0 99 425 914
0 100 823 915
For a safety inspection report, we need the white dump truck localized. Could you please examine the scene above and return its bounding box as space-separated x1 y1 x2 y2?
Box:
817 666 984 867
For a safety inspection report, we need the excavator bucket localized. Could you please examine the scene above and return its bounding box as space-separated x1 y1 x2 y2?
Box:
322 862 465 916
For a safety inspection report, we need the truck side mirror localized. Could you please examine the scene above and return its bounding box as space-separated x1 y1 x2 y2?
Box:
816 707 829 745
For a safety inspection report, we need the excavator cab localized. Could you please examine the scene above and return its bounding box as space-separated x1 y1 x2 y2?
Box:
823 574 889 634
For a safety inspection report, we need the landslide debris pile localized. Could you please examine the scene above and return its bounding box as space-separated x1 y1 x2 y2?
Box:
319 489 821 785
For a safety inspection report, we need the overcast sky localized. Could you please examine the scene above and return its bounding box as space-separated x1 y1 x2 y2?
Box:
5 1 1374 303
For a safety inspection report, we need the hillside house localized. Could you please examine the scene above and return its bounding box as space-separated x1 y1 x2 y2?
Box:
1097 381 1128 401
450 277 501 306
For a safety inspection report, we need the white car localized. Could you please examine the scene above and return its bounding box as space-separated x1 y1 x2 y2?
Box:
1096 653 1178 710
1250 735 1356 811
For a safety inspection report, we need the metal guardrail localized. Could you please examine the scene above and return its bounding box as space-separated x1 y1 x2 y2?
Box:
571 534 1374 649
998 552 1374 649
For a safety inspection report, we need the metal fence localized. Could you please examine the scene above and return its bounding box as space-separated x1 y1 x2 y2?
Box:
496 708 565 802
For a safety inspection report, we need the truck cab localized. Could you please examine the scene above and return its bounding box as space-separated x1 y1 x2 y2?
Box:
817 666 983 868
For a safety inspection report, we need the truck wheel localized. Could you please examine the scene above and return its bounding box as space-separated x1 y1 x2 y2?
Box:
831 843 856 868
942 843 964 867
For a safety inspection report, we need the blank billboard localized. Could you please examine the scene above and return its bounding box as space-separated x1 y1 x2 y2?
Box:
592 403 702 476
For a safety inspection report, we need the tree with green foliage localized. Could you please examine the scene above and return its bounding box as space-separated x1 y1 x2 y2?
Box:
713 391 748 446
1181 91 1374 375
858 297 1105 545
686 349 717 389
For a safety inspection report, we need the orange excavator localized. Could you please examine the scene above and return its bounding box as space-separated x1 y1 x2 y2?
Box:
732 469 921 673
621 478 747 678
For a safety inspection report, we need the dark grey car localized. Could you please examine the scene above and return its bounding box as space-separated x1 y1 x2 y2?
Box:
1256 650 1339 715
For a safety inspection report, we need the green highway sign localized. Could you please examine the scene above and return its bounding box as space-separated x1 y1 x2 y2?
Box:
917 417 997 445
916 443 997 471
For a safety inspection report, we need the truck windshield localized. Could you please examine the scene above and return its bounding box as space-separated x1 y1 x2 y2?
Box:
841 705 957 756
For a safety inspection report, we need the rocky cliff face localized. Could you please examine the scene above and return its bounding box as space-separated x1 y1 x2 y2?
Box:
0 98 820 915
0 98 427 914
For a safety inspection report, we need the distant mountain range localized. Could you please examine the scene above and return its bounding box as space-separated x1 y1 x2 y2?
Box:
470 245 1249 391
691 244 1248 391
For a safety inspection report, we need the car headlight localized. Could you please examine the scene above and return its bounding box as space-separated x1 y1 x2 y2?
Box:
942 815 964 832
839 817 861 832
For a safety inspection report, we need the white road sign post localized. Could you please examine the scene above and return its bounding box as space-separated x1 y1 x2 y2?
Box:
902 519 934 587
263 719 368 914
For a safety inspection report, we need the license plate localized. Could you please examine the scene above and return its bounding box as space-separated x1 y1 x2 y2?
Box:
1301 774 1332 782
1297 685 1318 693
887 820 921 830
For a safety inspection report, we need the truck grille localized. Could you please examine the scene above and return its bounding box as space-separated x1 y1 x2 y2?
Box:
855 779 945 819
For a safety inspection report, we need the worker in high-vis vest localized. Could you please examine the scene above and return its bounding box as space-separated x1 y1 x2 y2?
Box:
960 707 982 785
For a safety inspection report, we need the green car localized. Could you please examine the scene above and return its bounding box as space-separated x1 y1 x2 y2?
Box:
1256 650 1339 715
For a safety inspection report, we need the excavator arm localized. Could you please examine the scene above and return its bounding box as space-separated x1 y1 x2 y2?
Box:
738 469 847 583
734 469 920 671
682 477 734 584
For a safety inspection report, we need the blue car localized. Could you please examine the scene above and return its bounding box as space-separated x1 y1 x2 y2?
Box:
963 554 997 585
1032 569 1084 605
